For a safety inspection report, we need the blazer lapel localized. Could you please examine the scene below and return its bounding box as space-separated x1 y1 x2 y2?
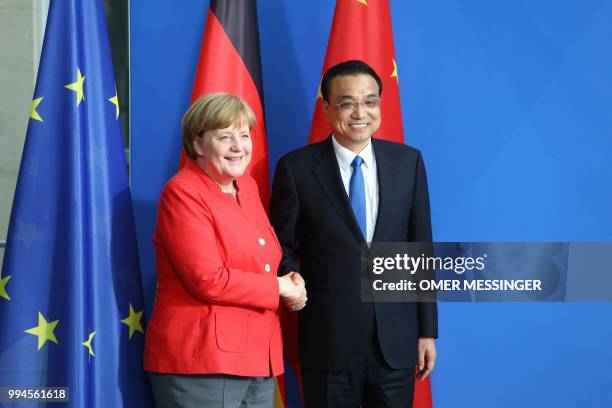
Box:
311 137 365 242
372 138 397 242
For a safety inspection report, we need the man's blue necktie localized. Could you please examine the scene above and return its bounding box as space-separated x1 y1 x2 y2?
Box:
349 155 367 238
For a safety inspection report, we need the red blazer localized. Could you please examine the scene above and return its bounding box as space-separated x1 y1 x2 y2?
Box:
144 160 284 377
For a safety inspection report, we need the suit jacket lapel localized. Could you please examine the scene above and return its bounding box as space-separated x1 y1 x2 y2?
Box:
372 138 397 242
311 136 365 242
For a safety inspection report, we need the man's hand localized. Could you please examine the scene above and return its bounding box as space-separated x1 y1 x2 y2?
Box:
277 272 307 311
416 337 436 381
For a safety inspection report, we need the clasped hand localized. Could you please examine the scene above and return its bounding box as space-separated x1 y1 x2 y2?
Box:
277 271 307 311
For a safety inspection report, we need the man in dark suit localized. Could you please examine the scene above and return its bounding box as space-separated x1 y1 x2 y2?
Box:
270 60 437 407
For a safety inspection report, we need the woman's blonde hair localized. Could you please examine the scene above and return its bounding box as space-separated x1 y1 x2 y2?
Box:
182 93 256 159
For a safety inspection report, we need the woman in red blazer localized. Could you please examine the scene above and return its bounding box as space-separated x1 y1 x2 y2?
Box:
144 93 306 408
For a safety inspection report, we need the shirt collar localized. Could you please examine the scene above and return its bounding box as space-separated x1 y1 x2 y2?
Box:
331 135 374 171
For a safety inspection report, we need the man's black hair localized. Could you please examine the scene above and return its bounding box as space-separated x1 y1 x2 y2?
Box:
320 60 383 101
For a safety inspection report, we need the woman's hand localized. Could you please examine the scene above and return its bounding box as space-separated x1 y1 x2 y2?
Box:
277 272 307 311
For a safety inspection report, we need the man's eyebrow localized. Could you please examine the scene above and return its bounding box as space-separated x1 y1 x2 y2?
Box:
337 93 379 100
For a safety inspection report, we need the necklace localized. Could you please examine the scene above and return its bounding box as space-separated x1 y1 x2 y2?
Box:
215 180 237 196
203 169 236 196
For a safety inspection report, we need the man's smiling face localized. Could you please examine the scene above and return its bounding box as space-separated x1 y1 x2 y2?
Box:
323 73 381 153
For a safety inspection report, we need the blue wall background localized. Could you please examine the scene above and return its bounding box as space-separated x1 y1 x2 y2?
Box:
131 1 612 406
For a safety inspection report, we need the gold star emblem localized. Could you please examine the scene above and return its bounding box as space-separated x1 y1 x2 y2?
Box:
82 331 96 358
317 78 323 100
357 0 368 5
65 67 86 106
25 312 59 350
121 304 144 340
391 59 399 83
0 275 10 301
30 97 43 122
108 89 119 119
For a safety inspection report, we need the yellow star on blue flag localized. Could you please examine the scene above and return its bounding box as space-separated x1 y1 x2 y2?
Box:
65 67 86 106
108 89 119 119
0 275 10 301
24 312 59 350
30 97 44 122
82 331 96 357
121 304 144 340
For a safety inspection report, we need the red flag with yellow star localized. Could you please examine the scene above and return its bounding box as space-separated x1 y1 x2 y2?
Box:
302 0 434 407
181 0 271 206
308 0 404 145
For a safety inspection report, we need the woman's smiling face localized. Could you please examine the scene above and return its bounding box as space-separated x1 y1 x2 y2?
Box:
194 120 252 186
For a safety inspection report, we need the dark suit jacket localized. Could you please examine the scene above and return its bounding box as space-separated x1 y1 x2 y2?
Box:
270 136 438 371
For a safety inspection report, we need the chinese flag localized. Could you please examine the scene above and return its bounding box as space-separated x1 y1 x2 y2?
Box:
181 0 271 206
308 0 404 145
302 0 435 407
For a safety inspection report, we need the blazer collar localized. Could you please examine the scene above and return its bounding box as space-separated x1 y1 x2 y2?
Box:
370 138 399 242
185 158 246 197
311 136 365 242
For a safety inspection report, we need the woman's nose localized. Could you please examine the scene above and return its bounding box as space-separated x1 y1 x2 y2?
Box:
229 137 241 151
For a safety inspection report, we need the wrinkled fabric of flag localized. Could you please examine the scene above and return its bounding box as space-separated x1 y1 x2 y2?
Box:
0 0 152 406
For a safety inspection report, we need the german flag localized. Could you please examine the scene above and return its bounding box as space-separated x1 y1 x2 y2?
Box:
182 0 271 206
184 2 289 406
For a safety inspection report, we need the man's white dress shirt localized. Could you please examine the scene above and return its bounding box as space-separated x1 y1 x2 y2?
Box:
332 135 379 242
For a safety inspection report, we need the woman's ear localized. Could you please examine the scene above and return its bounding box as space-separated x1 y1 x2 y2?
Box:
193 134 205 157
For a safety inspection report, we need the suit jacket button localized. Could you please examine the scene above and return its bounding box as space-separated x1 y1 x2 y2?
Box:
259 238 266 246
264 264 271 272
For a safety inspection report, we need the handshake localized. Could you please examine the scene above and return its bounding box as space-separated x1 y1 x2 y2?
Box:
277 271 307 311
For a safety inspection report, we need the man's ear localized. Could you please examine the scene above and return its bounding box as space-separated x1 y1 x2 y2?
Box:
323 100 330 114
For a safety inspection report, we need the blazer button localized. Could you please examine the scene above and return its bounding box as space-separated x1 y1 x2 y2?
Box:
259 238 266 246
264 264 271 272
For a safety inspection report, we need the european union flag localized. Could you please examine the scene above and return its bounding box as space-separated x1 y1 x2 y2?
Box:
0 0 152 406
